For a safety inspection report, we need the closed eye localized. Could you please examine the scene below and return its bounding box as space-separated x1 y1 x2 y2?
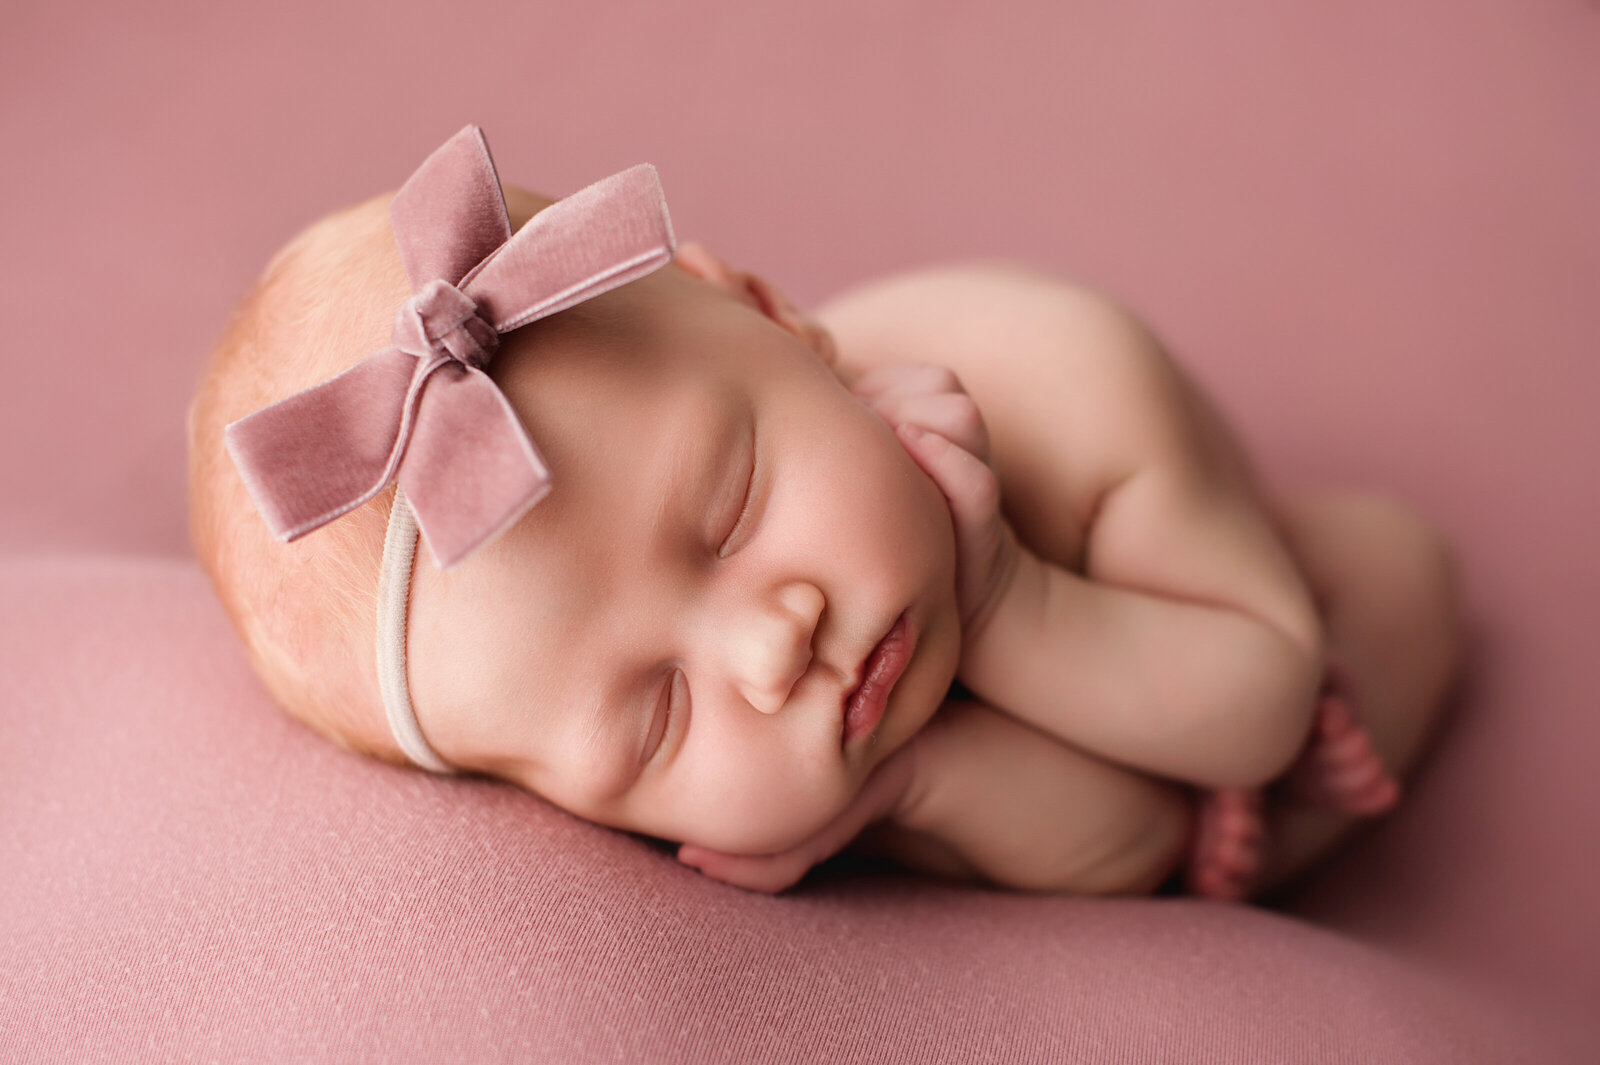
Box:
646 668 686 763
717 421 760 558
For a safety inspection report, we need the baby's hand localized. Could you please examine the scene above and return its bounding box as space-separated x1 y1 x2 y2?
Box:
855 365 1022 648
851 364 991 465
676 741 918 894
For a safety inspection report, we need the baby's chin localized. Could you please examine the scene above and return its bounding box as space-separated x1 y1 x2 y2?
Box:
666 719 943 857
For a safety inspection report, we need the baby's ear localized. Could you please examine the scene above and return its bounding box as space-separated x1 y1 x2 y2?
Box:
674 241 837 367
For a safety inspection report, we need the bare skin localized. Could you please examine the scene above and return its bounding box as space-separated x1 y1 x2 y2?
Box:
680 263 1465 898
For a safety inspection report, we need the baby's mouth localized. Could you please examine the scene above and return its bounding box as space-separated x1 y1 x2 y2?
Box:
841 611 913 748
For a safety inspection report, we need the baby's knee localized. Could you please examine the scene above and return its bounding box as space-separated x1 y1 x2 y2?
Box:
1133 788 1196 894
1320 494 1468 792
1077 783 1194 897
1345 493 1466 680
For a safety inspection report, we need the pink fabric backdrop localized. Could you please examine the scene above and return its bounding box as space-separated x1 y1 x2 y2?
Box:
2 0 1596 1059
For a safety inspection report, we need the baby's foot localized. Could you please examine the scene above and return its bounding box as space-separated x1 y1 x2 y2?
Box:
1184 788 1265 902
1282 665 1402 816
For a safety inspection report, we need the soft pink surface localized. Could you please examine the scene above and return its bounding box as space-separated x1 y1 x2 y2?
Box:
0 559 1534 1061
3 0 1597 1060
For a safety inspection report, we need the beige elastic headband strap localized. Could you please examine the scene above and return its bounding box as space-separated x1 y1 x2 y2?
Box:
376 489 454 774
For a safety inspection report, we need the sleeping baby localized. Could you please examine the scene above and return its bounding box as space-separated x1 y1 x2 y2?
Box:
188 126 1465 902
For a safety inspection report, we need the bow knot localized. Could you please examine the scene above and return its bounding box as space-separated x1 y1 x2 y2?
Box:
393 278 498 370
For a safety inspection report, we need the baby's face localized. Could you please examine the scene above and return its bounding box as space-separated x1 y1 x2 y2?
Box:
405 259 961 854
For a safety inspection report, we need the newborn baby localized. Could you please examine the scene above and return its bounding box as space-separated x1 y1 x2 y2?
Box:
189 127 1464 901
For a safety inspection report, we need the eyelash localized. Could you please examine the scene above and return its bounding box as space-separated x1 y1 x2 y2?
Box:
648 669 682 761
716 431 759 559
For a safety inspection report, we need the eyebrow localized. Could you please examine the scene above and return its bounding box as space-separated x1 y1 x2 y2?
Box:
577 388 750 797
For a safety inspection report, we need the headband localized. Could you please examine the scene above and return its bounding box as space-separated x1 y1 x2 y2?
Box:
225 125 678 771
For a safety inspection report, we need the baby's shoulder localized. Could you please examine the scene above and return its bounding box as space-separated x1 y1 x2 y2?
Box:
818 263 1193 571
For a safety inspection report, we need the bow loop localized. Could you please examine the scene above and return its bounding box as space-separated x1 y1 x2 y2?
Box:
392 279 499 370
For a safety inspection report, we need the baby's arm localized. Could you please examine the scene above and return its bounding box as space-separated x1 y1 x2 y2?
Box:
975 517 1321 791
678 696 1194 895
860 698 1194 894
886 381 1323 791
835 272 1336 790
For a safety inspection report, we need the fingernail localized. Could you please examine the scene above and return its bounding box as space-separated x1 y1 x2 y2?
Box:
897 423 926 442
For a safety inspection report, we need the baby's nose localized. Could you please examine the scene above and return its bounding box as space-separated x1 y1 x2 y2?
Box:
733 582 825 715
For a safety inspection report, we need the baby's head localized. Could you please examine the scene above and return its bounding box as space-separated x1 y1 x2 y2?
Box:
189 140 960 855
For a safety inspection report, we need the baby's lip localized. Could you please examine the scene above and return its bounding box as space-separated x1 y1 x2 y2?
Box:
841 617 888 701
840 610 914 748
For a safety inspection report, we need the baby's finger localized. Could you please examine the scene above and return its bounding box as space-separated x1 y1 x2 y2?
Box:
895 424 1014 634
850 363 966 404
869 391 990 464
896 424 1002 545
677 843 809 895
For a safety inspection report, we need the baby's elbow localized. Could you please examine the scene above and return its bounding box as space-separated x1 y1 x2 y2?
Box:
1184 626 1318 793
983 790 1193 898
1211 636 1324 790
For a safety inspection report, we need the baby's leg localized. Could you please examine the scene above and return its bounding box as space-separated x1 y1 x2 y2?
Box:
1189 653 1405 902
1252 490 1467 897
851 699 1198 896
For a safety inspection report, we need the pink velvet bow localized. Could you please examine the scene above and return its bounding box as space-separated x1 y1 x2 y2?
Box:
225 125 677 569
